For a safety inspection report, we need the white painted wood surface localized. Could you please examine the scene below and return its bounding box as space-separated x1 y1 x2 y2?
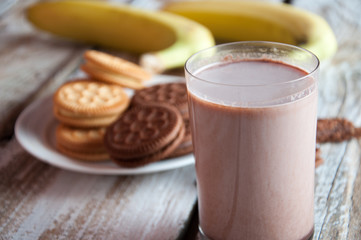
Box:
0 0 87 140
1 0 361 239
293 0 361 239
0 138 196 239
0 1 197 239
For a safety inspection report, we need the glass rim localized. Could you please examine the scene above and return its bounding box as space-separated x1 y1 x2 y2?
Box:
184 41 320 87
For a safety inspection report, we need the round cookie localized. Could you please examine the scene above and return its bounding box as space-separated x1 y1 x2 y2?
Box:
54 79 130 115
53 79 130 127
112 125 185 168
81 62 145 90
53 106 120 128
104 103 185 167
131 82 188 117
55 124 109 161
83 50 151 81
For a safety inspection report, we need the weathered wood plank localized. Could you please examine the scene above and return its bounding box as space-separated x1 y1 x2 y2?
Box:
1 0 361 239
0 138 197 240
0 0 88 140
314 61 361 239
0 1 198 239
293 0 361 239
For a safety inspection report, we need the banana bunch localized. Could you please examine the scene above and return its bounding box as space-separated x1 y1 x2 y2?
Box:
26 1 215 73
163 0 337 61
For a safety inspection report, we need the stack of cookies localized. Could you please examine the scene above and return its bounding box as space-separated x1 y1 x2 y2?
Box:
53 79 131 161
104 82 193 167
53 79 130 128
53 50 193 167
104 103 186 167
131 82 193 157
53 50 151 162
81 50 151 90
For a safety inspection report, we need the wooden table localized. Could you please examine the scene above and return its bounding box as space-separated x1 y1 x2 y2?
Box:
1 0 361 239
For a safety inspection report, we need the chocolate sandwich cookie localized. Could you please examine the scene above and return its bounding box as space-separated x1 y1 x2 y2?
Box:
55 124 109 161
104 103 185 167
131 82 189 117
81 50 151 89
169 117 193 158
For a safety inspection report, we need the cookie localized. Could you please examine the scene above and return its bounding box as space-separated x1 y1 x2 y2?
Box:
82 50 151 89
53 79 130 127
315 147 323 168
317 118 361 143
168 117 193 158
104 103 185 167
81 62 145 90
112 125 185 168
131 82 188 117
55 124 109 161
53 106 120 128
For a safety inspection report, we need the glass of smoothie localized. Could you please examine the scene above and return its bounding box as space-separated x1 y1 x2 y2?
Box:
185 41 319 240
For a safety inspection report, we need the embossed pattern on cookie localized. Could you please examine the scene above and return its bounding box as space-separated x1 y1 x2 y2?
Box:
104 103 184 167
132 82 188 116
54 79 129 115
53 79 130 127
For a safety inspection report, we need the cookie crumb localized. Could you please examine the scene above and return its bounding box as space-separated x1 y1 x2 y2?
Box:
317 118 361 143
315 147 324 168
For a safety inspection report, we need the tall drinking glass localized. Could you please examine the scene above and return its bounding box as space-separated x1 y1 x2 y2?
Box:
185 41 319 240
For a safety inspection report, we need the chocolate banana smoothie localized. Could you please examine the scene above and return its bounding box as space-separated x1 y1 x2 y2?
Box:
187 56 318 240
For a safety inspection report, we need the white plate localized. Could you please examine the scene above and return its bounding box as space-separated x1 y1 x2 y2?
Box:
15 75 194 175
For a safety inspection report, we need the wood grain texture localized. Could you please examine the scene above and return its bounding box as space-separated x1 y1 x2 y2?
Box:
0 0 87 140
293 0 361 239
0 1 198 239
0 138 197 240
1 0 361 239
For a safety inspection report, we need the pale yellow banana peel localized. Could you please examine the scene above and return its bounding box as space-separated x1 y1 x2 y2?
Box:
26 1 215 73
163 0 337 61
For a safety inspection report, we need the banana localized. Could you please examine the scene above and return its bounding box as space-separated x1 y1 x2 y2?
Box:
163 0 337 61
26 1 215 73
